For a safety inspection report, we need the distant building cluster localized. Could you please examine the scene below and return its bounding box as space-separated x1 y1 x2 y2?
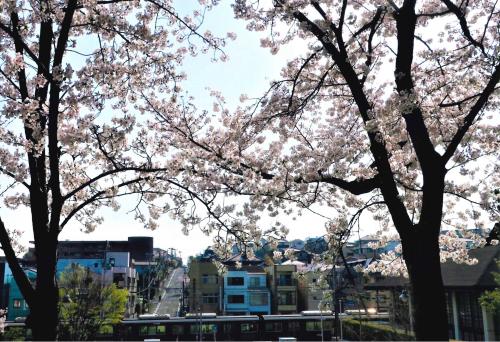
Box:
185 229 499 341
185 235 398 317
0 236 181 321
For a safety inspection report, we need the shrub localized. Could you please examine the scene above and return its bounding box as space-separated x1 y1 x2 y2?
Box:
342 318 414 341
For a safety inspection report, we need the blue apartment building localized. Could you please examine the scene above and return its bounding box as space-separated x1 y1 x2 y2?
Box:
223 266 270 315
2 264 36 320
0 238 152 320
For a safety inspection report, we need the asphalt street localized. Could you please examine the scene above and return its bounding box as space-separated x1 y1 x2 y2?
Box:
153 267 184 316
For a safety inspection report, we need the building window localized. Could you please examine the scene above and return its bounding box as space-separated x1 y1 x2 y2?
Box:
278 291 296 305
228 295 245 304
190 324 216 334
265 322 283 332
202 294 218 304
13 299 22 309
306 321 332 331
172 325 183 335
241 323 257 333
456 290 484 340
202 274 218 284
139 325 166 336
278 274 293 286
227 277 244 286
249 293 268 306
249 277 260 287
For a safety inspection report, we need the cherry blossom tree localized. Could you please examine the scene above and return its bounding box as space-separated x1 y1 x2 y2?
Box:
150 0 499 340
0 0 232 339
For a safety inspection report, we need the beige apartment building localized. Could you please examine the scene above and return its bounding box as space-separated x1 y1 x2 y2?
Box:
187 258 221 314
266 264 298 314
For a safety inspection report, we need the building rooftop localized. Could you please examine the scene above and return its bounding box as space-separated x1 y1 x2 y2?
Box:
225 252 263 265
226 265 266 273
365 245 499 289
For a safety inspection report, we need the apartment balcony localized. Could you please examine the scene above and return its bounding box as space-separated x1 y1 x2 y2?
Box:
277 289 297 313
275 277 297 287
277 285 296 292
248 285 268 290
277 304 297 312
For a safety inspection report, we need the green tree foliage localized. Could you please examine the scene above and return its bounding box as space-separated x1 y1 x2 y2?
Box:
58 264 128 340
479 261 500 313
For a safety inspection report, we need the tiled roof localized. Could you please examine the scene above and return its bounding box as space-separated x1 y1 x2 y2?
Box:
224 252 263 264
365 245 499 289
226 265 266 273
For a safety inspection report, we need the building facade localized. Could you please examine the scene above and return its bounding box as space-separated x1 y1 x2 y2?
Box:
365 245 500 341
223 266 270 315
2 265 36 320
187 257 221 314
266 264 298 314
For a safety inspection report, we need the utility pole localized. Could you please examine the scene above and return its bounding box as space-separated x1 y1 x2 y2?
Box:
100 240 110 319
147 252 152 311
198 306 203 341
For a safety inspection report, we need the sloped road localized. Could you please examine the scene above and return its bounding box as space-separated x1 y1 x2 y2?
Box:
153 267 184 316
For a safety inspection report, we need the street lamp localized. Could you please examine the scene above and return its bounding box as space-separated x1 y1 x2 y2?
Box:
399 289 413 334
399 290 408 302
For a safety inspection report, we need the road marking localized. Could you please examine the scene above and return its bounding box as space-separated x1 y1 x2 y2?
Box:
165 268 178 289
154 268 180 315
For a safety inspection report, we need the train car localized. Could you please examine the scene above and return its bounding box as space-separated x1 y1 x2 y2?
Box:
4 313 338 341
111 313 336 341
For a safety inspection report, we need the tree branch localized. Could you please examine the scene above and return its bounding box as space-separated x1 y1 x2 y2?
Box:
0 166 29 189
309 173 381 195
0 20 50 79
442 63 500 163
47 0 78 233
440 0 486 55
0 217 36 306
292 9 414 236
394 0 442 170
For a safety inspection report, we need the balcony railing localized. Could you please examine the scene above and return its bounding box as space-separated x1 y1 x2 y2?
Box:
276 279 297 286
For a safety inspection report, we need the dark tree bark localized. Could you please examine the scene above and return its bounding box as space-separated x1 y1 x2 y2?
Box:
403 234 449 340
29 233 59 340
287 2 500 339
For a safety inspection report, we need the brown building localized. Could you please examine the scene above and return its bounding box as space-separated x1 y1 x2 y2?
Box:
266 264 299 314
297 263 332 311
365 245 500 341
187 251 221 314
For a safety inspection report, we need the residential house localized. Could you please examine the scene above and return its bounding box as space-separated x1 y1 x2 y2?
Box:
223 266 270 315
287 248 312 264
266 264 298 314
277 240 290 251
224 252 263 266
2 264 36 320
187 250 221 314
0 257 7 310
57 236 153 263
57 250 138 317
304 237 329 254
365 245 500 341
297 263 333 311
348 235 399 258
290 239 305 250
1 237 161 320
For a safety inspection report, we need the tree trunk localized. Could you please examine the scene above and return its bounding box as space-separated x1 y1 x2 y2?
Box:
402 234 449 340
28 233 59 340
